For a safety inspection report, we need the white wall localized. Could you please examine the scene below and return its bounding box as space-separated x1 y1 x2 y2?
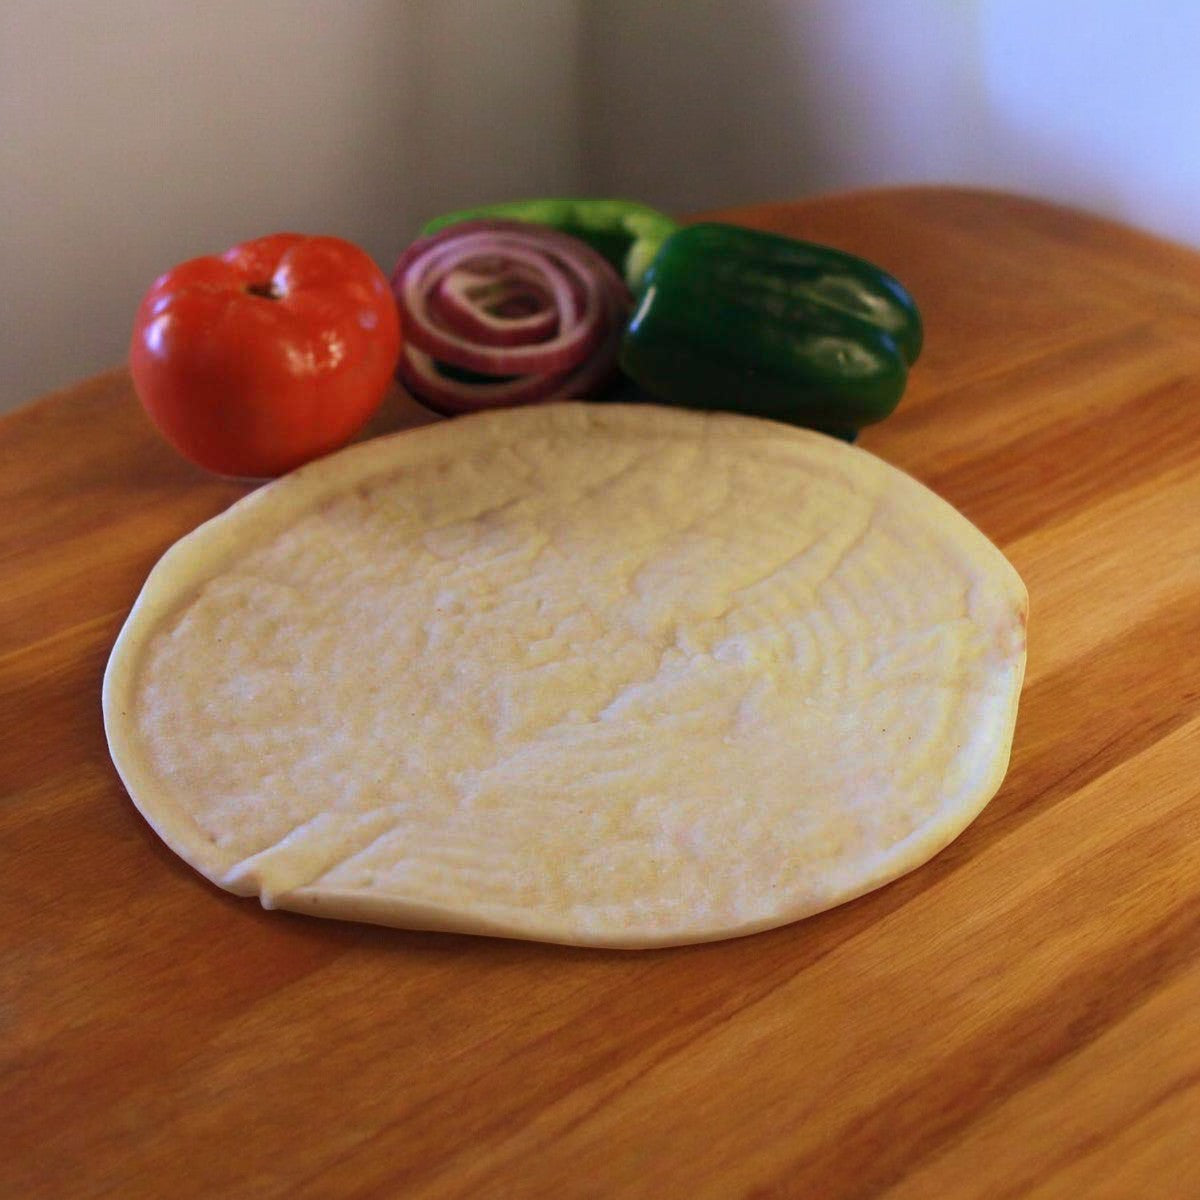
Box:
5 1 1199 412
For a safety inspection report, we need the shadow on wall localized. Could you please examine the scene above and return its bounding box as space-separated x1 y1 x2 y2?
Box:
580 0 992 212
579 0 1183 232
579 0 829 214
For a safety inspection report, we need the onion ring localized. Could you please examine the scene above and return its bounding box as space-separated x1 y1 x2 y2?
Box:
391 219 631 415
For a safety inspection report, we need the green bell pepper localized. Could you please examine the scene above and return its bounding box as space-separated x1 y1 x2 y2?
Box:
419 198 680 292
618 223 922 440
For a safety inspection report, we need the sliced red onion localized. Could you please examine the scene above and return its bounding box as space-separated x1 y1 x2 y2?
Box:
391 218 631 415
429 266 558 345
396 350 572 416
401 239 596 374
395 273 628 416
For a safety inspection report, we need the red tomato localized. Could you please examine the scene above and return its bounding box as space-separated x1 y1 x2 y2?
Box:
129 233 402 477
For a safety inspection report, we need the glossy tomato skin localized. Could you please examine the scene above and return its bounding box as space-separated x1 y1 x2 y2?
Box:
129 233 401 477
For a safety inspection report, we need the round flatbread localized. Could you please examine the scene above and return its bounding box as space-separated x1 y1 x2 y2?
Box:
103 402 1027 948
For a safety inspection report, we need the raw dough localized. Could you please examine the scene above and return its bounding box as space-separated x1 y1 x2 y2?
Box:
103 403 1027 947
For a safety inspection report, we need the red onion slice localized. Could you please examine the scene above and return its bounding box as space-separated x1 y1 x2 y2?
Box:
397 267 630 417
429 266 559 345
391 218 631 412
397 349 572 416
400 238 598 375
542 282 627 402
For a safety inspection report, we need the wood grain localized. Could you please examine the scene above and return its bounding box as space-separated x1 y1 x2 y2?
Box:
3 187 1199 1199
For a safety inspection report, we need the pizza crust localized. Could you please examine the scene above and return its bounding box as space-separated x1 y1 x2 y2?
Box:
103 403 1027 947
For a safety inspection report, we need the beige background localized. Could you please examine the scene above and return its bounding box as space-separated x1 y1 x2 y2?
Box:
4 0 1198 412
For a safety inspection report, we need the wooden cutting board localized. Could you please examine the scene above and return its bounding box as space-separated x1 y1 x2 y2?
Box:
3 187 1199 1200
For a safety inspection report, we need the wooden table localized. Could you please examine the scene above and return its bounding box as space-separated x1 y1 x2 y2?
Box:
4 188 1199 1199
